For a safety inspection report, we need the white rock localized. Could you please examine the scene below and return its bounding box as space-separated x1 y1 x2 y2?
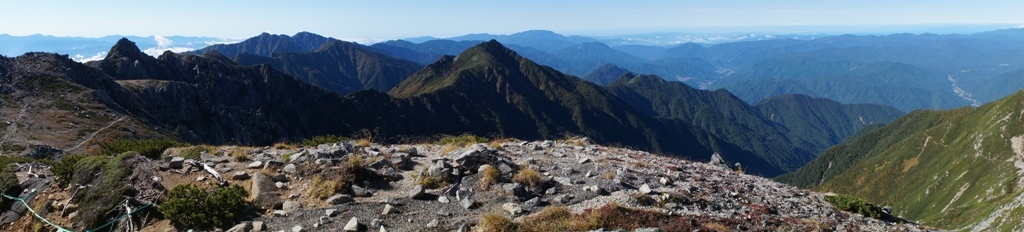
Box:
344 217 359 231
640 184 653 194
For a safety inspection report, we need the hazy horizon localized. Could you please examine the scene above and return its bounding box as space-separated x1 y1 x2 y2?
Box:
3 1 1023 42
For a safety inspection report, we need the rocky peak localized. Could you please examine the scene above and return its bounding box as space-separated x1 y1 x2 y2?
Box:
106 37 145 60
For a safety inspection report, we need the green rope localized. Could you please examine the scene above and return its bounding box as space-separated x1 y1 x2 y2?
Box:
1 193 72 232
85 202 153 232
2 184 154 232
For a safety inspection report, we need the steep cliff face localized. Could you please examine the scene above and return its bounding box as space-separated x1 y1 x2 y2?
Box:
0 52 167 155
91 39 364 145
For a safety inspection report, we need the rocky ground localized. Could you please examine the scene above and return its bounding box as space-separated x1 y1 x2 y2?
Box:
0 138 934 231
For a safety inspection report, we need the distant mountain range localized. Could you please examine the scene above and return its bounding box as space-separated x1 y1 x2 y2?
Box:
12 29 1024 112
0 34 234 62
374 29 1024 112
0 34 909 178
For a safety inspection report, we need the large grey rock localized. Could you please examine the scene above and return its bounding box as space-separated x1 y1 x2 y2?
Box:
283 163 297 173
169 156 185 169
639 184 653 194
352 185 372 197
226 221 251 232
290 151 307 163
264 160 285 169
291 225 303 232
251 173 281 210
326 194 353 205
409 185 425 199
344 217 359 231
369 158 392 170
502 203 522 215
450 144 499 171
326 209 338 217
381 204 397 215
427 160 452 179
426 219 439 228
503 183 529 199
708 153 729 169
252 221 265 232
283 200 302 212
313 143 351 159
460 196 476 209
390 152 411 169
248 161 263 169
272 174 289 182
232 171 250 180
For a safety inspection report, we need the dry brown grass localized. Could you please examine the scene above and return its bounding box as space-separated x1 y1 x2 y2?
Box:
273 142 297 150
477 212 517 232
479 165 500 190
439 144 458 156
416 174 444 189
308 175 339 199
355 139 371 147
229 146 250 162
513 168 543 189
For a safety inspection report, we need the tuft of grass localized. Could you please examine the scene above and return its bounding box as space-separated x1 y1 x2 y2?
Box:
416 174 444 189
477 212 517 232
823 194 885 219
180 145 217 159
273 142 297 150
513 168 543 189
703 222 731 232
345 155 364 170
302 134 350 147
518 206 574 231
438 134 489 147
228 147 249 162
355 139 371 147
479 165 500 190
308 175 340 199
439 145 458 156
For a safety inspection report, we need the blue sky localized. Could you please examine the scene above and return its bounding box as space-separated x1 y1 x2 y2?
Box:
3 1 1023 41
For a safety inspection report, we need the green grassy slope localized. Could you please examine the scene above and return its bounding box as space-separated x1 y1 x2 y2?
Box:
782 90 1024 230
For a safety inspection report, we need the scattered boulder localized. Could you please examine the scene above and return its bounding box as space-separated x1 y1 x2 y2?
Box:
460 196 476 209
248 161 263 169
283 200 302 212
264 160 285 169
231 171 249 180
344 217 359 231
503 183 529 199
502 203 522 215
169 157 185 169
226 221 251 232
273 210 289 217
326 209 338 217
291 225 303 232
382 204 398 215
327 194 353 205
708 153 729 169
352 185 373 197
639 184 653 194
252 221 265 232
409 185 425 199
426 219 439 228
283 164 297 173
251 173 281 210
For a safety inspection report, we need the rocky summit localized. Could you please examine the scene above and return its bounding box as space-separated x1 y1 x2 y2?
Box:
0 137 930 231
